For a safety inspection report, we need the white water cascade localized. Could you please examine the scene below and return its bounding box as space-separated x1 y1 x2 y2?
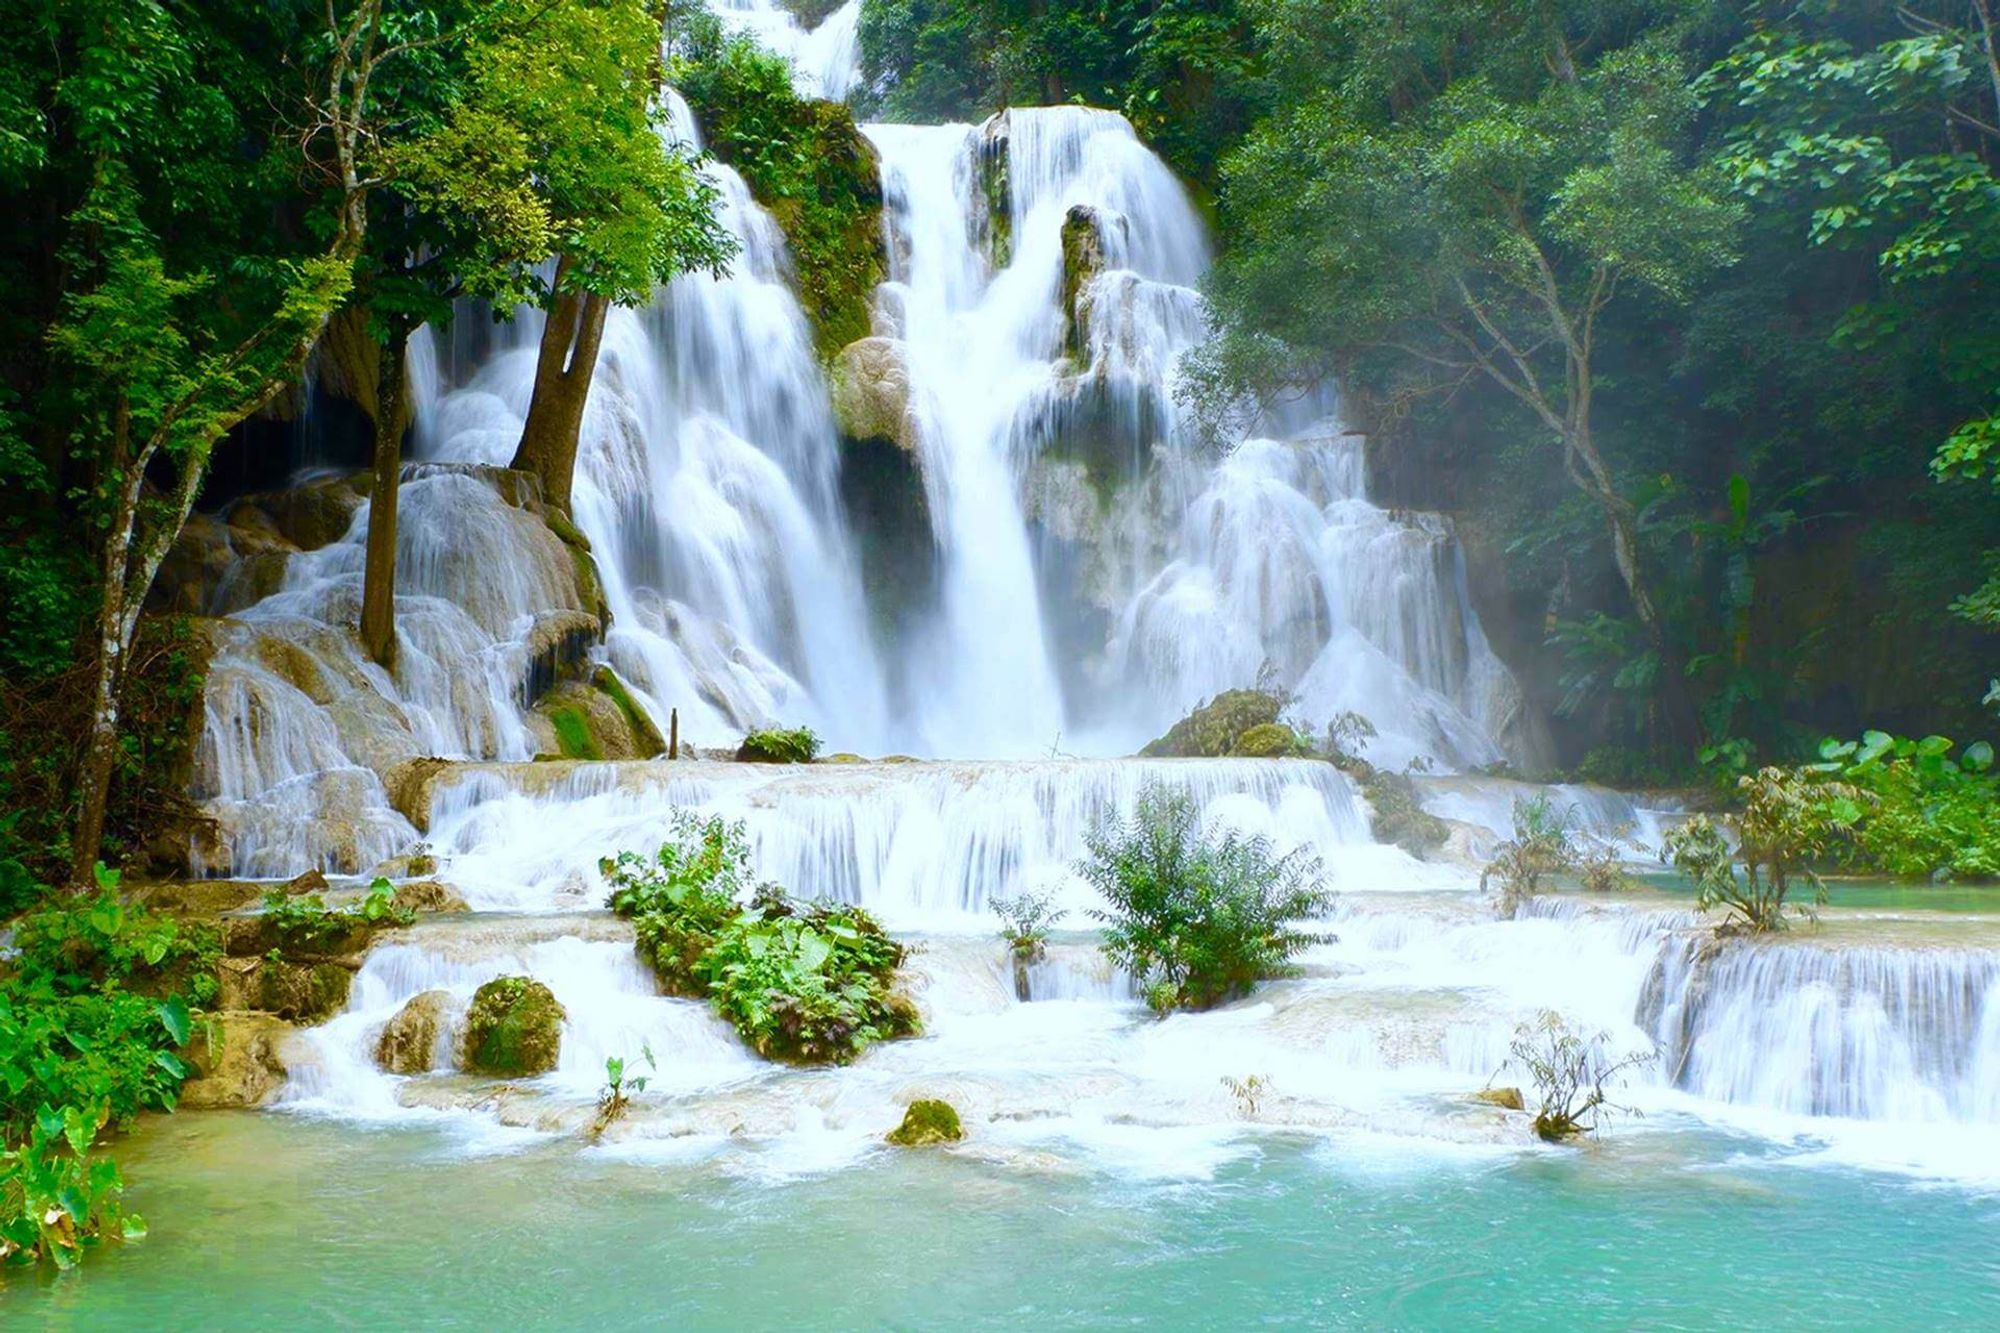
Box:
169 6 2000 1195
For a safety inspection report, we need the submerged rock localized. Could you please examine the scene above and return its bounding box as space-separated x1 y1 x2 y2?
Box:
375 990 452 1075
886 1099 965 1147
178 1013 297 1110
461 976 565 1077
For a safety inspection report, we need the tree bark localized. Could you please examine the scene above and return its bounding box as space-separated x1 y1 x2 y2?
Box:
360 323 411 668
510 255 609 513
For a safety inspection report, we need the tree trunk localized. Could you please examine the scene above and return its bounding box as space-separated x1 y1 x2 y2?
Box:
510 256 609 513
360 325 411 668
71 495 135 890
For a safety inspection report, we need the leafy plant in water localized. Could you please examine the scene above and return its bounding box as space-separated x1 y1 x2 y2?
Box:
991 890 1065 963
602 812 756 995
1664 767 1868 933
1081 783 1332 1014
0 1102 144 1267
1480 795 1577 911
590 1045 656 1139
1579 848 1634 893
1507 1011 1653 1143
1220 1074 1271 1118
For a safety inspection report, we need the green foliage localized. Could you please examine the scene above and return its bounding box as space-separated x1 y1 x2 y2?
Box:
1507 1010 1651 1142
736 725 823 764
0 1102 143 1267
1080 783 1331 1013
589 1045 655 1138
857 0 1268 185
676 35 884 355
256 877 415 951
1813 731 2000 881
605 817 919 1064
697 896 917 1064
1480 795 1577 907
603 813 758 996
0 864 216 1264
992 890 1065 962
1665 766 1868 932
1139 688 1287 757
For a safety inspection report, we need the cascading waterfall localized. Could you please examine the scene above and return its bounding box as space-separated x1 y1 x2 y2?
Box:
169 0 2000 1193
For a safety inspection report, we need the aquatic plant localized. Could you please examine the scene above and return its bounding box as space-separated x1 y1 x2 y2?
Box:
589 1046 655 1139
603 813 758 996
1220 1074 1272 1118
1081 783 1331 1013
1480 795 1578 910
1507 1011 1653 1143
992 890 1065 963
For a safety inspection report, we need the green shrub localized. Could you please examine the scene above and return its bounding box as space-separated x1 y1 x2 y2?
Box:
1080 783 1331 1013
0 865 215 1265
1507 1011 1652 1143
1814 731 2000 881
736 726 821 763
1665 766 1867 932
991 889 1064 962
602 813 756 995
1479 794 1577 908
605 817 918 1064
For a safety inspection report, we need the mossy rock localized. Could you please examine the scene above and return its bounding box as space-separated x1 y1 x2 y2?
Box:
590 665 666 758
375 990 450 1075
1468 1086 1524 1111
1355 765 1450 857
1232 722 1313 758
533 675 661 762
178 1013 296 1110
736 726 820 763
216 956 356 1022
886 1099 964 1147
462 976 565 1077
390 880 469 914
1140 689 1285 758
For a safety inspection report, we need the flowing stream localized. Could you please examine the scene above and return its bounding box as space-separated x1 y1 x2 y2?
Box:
63 11 2000 1324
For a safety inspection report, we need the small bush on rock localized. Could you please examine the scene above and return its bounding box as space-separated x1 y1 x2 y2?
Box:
1481 795 1577 910
1507 1010 1653 1142
1666 766 1868 933
736 726 821 764
1081 783 1332 1013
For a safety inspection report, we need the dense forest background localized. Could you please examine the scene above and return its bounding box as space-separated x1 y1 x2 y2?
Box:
858 0 2000 781
1 0 1996 895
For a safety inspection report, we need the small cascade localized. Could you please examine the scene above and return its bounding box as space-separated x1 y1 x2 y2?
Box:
418 757 1383 920
713 0 863 101
1641 934 2000 1123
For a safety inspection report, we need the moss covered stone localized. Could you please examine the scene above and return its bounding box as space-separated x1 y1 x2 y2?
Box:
1233 722 1314 758
462 976 565 1077
736 726 821 763
375 989 450 1075
1140 690 1287 758
886 1098 964 1146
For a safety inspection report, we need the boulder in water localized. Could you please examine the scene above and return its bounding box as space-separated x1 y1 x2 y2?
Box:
1060 204 1114 357
177 1012 297 1109
1140 690 1287 758
531 675 661 761
461 976 565 1077
1234 722 1314 758
374 990 451 1075
828 337 917 451
1468 1086 1525 1112
390 880 469 915
886 1099 965 1147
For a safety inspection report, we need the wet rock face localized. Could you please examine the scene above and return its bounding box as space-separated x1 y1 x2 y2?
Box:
461 976 565 1077
829 336 917 452
177 1012 297 1109
375 990 452 1075
215 955 358 1023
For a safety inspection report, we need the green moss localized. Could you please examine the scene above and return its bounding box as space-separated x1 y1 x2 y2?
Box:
676 41 885 358
886 1098 964 1146
590 665 665 758
463 976 566 1077
736 726 821 763
1232 722 1314 758
549 705 602 761
1140 689 1286 758
1353 764 1450 857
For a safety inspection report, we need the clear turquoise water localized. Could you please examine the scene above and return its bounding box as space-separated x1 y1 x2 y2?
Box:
1629 873 2000 915
7 1112 1998 1329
